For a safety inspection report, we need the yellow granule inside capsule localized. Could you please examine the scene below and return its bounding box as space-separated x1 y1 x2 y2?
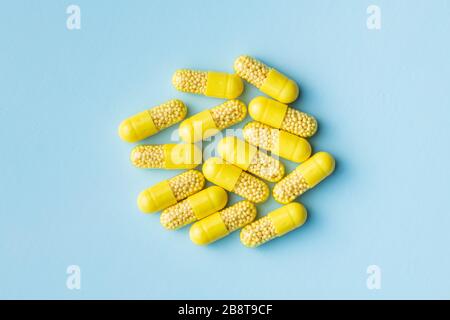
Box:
273 170 310 203
280 108 317 138
233 172 269 203
234 55 270 88
149 99 187 130
130 145 165 168
247 151 284 182
172 70 208 95
243 122 279 151
219 201 257 232
240 216 277 247
160 200 196 230
168 170 205 201
210 100 247 130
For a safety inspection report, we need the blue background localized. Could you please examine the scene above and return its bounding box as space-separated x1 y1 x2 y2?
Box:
1 0 450 299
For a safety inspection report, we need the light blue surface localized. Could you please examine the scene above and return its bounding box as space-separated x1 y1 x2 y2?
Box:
1 0 450 299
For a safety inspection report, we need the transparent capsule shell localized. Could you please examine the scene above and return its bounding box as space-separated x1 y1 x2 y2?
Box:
118 99 187 142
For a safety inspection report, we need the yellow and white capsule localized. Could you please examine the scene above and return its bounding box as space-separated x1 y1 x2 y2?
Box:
137 170 205 213
179 100 247 143
160 186 228 230
234 55 299 103
130 144 202 169
217 136 285 182
273 152 335 204
249 96 317 138
240 202 307 247
202 157 269 203
190 200 257 245
243 121 311 163
172 69 244 99
118 99 187 142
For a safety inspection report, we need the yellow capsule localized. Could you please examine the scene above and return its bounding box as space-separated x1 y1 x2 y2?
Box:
273 152 335 204
172 69 244 99
202 157 269 203
137 170 205 213
234 55 299 103
240 202 307 247
217 136 285 182
190 200 257 245
130 144 202 169
248 96 317 138
179 100 247 143
160 186 228 230
118 99 187 142
243 121 311 163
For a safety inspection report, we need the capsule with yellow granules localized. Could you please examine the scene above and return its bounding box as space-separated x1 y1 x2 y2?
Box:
217 136 285 182
202 157 269 203
234 55 299 103
243 121 311 163
273 152 335 204
248 96 317 138
160 186 228 230
172 69 243 99
130 144 202 169
137 170 205 213
118 99 187 142
190 200 257 245
179 100 247 143
240 202 307 247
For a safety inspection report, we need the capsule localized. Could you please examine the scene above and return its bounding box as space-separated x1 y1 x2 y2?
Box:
190 200 257 245
202 157 269 203
160 186 228 230
118 99 187 143
249 96 317 138
234 55 299 104
137 170 205 213
130 144 202 169
240 202 307 247
273 152 335 204
179 100 247 143
217 136 284 182
172 69 244 99
243 122 311 163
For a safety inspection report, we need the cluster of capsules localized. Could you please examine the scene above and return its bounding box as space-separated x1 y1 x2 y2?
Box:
118 55 335 247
